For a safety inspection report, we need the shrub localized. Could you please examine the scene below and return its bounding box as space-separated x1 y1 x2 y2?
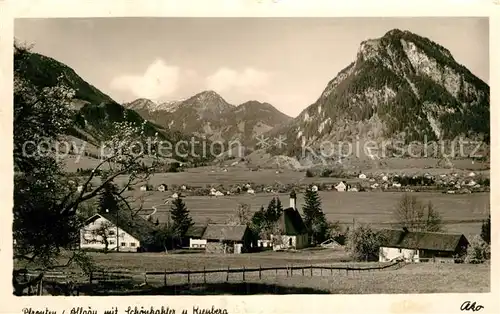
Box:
464 235 490 264
305 169 314 177
346 224 386 262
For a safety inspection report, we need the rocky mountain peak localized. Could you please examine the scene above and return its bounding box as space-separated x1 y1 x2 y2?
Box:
271 29 489 159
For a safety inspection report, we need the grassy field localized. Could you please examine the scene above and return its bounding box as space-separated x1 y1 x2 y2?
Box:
131 191 489 237
42 251 490 295
83 249 351 272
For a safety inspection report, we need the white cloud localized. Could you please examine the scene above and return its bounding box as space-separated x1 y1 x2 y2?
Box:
110 59 180 100
206 67 271 94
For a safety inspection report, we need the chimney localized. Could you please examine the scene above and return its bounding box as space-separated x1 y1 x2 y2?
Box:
289 190 297 209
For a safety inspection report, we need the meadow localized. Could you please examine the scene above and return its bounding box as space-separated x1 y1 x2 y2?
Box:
43 250 490 295
132 190 489 237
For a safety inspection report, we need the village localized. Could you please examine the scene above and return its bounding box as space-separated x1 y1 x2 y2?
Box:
80 185 484 264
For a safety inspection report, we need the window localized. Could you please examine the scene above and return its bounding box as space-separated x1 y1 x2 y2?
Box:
121 242 126 247
109 240 115 245
130 242 136 247
108 230 115 236
398 248 402 253
289 238 293 246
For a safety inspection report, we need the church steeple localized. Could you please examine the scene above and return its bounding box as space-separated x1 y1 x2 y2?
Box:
289 190 297 209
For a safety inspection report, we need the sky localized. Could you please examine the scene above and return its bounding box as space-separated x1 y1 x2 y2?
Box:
14 17 489 117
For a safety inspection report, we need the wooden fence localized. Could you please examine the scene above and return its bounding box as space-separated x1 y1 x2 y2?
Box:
28 260 405 288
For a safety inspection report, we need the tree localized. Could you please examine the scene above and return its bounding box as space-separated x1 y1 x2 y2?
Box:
481 215 490 245
394 194 443 232
82 220 116 253
13 42 160 295
464 235 490 264
302 188 329 244
170 197 193 247
346 224 386 262
227 203 252 226
98 181 120 214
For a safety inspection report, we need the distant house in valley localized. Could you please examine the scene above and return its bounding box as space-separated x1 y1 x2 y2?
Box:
311 185 319 192
157 184 168 192
80 211 157 252
139 185 148 192
185 224 207 249
202 224 252 254
271 191 309 251
378 228 469 263
335 181 348 192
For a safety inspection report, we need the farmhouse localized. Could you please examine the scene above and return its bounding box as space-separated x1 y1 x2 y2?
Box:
335 181 348 192
157 184 168 192
202 224 253 254
80 211 157 252
185 224 207 249
271 191 309 251
378 228 469 263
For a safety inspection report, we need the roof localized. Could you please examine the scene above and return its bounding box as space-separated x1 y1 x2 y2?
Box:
378 229 469 252
185 224 207 238
277 208 307 236
202 224 249 241
86 210 158 243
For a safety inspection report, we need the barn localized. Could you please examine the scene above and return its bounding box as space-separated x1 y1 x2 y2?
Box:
185 224 207 249
378 228 469 263
202 224 252 254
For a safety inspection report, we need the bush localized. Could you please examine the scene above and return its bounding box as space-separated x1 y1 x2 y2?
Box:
305 169 314 177
464 235 490 264
346 224 386 262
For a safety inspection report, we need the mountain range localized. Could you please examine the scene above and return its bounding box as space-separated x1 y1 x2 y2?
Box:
14 28 490 168
124 93 292 146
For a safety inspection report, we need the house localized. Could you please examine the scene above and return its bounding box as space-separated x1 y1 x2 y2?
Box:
247 189 255 195
271 191 309 251
157 184 168 192
185 224 207 249
140 185 148 192
80 211 157 252
378 228 469 263
214 191 224 197
171 192 179 199
358 173 367 179
202 224 253 254
311 185 319 192
335 181 347 192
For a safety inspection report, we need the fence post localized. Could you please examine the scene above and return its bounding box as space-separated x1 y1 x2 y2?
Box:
310 265 313 276
187 270 191 284
302 267 304 276
275 268 278 276
144 272 148 285
243 266 245 282
259 265 262 280
164 269 167 286
320 267 323 276
38 277 43 296
203 266 206 284
331 266 333 276
226 266 229 282
286 266 289 277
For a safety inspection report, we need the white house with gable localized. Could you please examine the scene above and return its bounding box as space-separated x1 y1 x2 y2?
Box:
80 212 156 252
